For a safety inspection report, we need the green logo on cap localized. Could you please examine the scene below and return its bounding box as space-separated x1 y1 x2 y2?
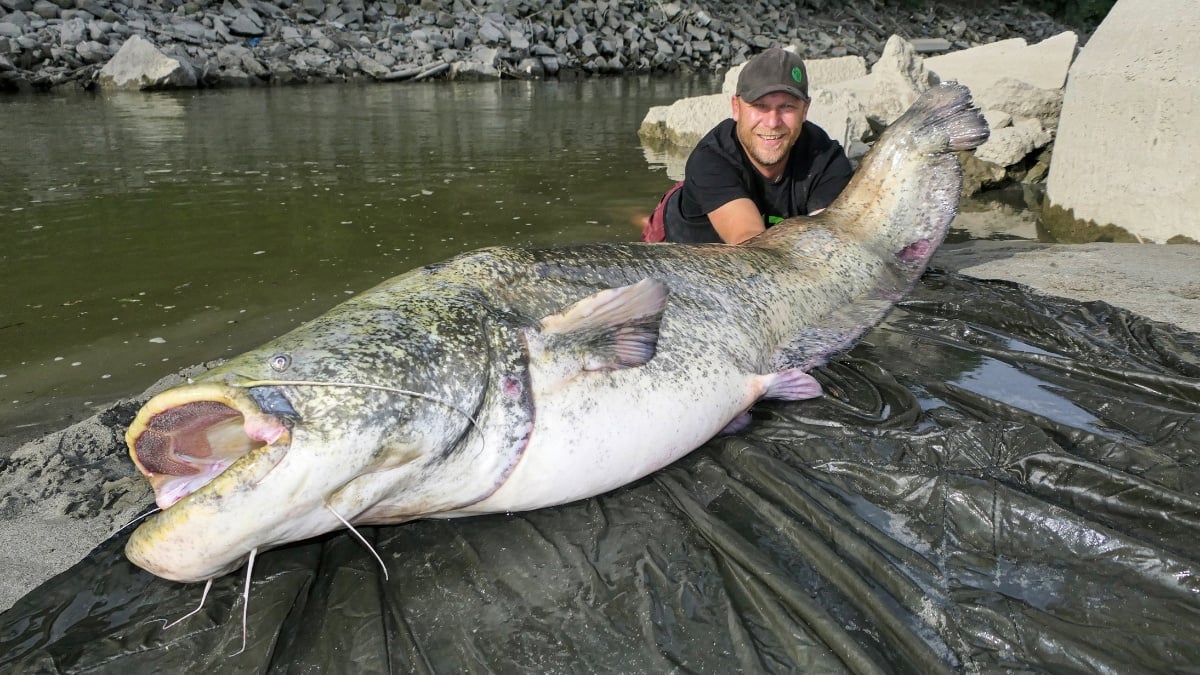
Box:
791 66 804 84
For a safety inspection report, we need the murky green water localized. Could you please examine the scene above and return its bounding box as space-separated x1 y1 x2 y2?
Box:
0 76 720 439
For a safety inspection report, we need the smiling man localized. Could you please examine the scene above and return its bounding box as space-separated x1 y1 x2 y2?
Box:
649 48 854 244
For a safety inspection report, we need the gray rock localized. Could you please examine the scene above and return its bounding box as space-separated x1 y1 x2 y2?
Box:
76 0 115 22
356 52 388 78
478 21 503 45
339 10 364 27
229 12 264 37
251 1 285 20
289 46 330 71
57 18 85 45
215 43 248 69
309 28 337 52
2 12 30 28
86 20 111 42
214 64 257 86
75 39 107 63
509 29 528 51
212 15 232 43
31 0 59 19
173 19 207 43
910 38 952 53
280 25 305 44
370 49 395 68
514 56 543 78
0 0 33 11
97 34 197 90
450 45 499 79
0 23 23 40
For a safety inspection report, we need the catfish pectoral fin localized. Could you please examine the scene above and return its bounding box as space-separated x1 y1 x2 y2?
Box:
529 278 669 375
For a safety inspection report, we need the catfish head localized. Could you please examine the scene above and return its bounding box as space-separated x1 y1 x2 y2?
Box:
124 295 528 583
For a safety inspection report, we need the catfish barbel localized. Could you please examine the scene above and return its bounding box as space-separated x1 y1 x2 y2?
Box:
124 83 988 583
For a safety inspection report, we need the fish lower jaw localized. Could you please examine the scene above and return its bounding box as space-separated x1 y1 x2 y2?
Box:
153 461 234 509
126 499 343 583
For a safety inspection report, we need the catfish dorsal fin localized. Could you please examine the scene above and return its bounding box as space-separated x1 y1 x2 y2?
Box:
534 279 669 371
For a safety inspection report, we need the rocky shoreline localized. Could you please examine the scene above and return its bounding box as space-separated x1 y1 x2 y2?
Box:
0 0 1090 92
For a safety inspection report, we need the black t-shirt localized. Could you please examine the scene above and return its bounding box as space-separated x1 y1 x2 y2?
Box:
663 118 854 243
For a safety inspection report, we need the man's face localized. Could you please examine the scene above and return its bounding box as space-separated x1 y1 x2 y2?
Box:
732 92 809 173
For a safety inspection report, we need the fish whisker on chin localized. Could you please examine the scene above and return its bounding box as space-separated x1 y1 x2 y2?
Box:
114 506 161 535
326 503 390 581
233 379 483 430
229 547 257 658
160 578 214 630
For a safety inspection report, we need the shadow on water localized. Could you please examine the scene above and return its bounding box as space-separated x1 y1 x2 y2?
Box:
0 75 720 438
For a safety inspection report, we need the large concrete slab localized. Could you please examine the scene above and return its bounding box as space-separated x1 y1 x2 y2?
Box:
1044 0 1200 243
924 33 1076 91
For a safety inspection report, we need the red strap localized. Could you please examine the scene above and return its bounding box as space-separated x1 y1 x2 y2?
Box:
641 181 685 243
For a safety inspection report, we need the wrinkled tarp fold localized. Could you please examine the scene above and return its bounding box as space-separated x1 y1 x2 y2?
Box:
2 271 1198 673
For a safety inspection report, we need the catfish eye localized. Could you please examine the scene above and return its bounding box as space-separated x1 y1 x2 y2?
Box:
268 353 291 372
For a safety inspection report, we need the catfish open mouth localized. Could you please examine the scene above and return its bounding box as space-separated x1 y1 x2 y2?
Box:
126 384 292 510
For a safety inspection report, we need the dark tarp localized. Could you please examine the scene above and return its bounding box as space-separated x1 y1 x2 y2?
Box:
3 270 1199 674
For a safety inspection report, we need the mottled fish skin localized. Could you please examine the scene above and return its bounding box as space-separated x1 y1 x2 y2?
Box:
124 83 988 583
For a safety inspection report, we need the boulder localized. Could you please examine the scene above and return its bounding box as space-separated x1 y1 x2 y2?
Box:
974 117 1053 167
96 35 197 91
449 46 500 79
638 92 728 150
75 39 108 64
1044 0 1200 243
925 31 1077 92
825 34 933 126
972 77 1063 126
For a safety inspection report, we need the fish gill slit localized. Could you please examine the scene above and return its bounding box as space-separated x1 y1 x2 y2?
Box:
326 503 390 581
235 379 482 430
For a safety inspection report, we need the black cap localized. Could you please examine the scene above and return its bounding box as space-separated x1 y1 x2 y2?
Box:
736 48 810 102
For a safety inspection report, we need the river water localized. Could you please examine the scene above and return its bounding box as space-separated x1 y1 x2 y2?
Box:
0 75 721 439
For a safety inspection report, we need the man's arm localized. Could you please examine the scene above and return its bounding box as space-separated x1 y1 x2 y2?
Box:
707 197 766 244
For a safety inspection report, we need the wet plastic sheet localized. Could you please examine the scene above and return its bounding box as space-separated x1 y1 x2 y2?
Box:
3 271 1199 673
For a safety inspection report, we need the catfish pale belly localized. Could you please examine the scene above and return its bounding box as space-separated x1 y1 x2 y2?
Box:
124 83 988 583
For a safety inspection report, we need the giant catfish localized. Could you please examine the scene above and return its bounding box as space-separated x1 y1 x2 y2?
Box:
124 83 989 583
